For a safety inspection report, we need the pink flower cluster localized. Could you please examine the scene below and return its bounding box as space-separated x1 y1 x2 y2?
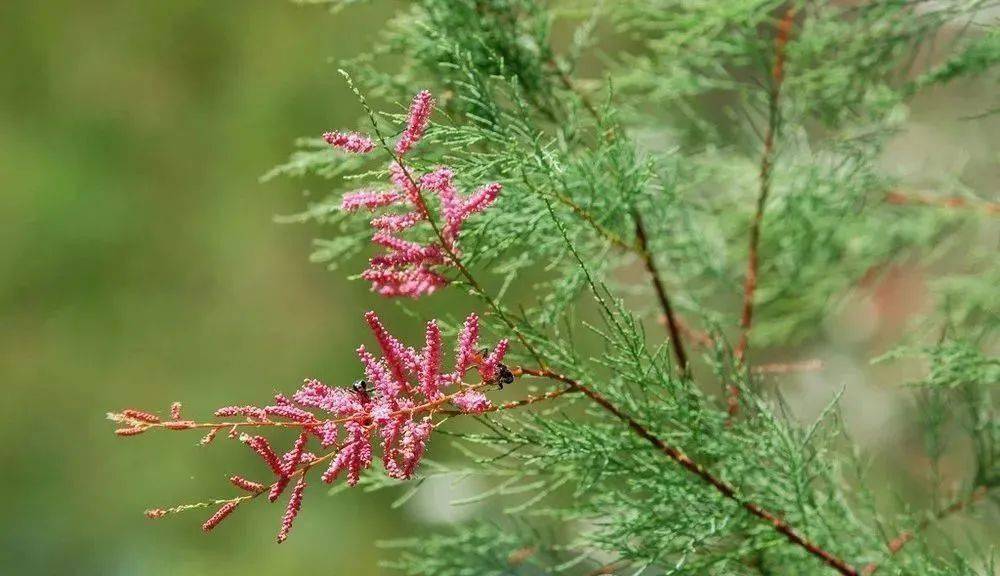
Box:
324 90 503 297
113 311 510 543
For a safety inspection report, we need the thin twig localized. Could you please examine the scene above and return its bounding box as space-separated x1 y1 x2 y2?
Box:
635 211 689 375
753 359 824 375
548 57 600 121
860 486 991 575
439 385 579 416
520 366 859 576
585 559 631 576
668 315 715 349
885 190 999 216
550 58 694 364
732 5 797 415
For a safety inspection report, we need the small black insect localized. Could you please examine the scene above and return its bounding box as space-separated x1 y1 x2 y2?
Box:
495 363 515 389
352 379 370 403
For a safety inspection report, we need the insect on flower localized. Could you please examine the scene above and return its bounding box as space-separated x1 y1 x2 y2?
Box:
479 347 515 389
351 379 370 403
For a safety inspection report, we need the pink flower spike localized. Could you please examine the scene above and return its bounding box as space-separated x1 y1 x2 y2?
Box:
454 314 480 377
244 435 284 476
452 389 492 414
230 476 265 494
269 476 291 503
283 433 309 476
461 182 502 222
321 421 371 486
267 432 310 500
380 415 406 478
293 379 360 416
263 405 317 423
362 265 448 298
316 421 338 448
479 339 509 381
170 402 182 420
364 311 419 385
421 168 462 226
395 90 434 156
400 419 433 478
277 477 307 543
419 320 443 399
371 212 423 233
202 501 238 532
357 345 403 400
371 233 443 264
122 409 160 424
323 131 375 154
389 161 424 207
341 189 401 212
215 405 267 420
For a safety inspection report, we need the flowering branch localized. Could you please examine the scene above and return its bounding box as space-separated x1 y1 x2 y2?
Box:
334 77 547 367
110 311 529 542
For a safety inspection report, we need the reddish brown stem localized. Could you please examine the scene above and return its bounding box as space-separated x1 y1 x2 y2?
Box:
634 212 689 375
753 359 824 375
550 59 693 370
732 5 797 415
860 486 990 575
439 385 579 416
885 191 999 215
521 367 859 576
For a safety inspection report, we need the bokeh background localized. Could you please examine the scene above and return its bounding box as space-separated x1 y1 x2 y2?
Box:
1 1 996 575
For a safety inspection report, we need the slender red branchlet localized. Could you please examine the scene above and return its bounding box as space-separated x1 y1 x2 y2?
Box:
163 420 195 430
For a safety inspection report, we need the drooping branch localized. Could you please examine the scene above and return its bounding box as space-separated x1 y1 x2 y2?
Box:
519 366 860 576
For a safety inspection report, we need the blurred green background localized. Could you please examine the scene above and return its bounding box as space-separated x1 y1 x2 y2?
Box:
1 1 996 575
0 1 419 574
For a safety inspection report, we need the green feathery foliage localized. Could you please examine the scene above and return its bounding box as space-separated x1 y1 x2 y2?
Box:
272 1 998 574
